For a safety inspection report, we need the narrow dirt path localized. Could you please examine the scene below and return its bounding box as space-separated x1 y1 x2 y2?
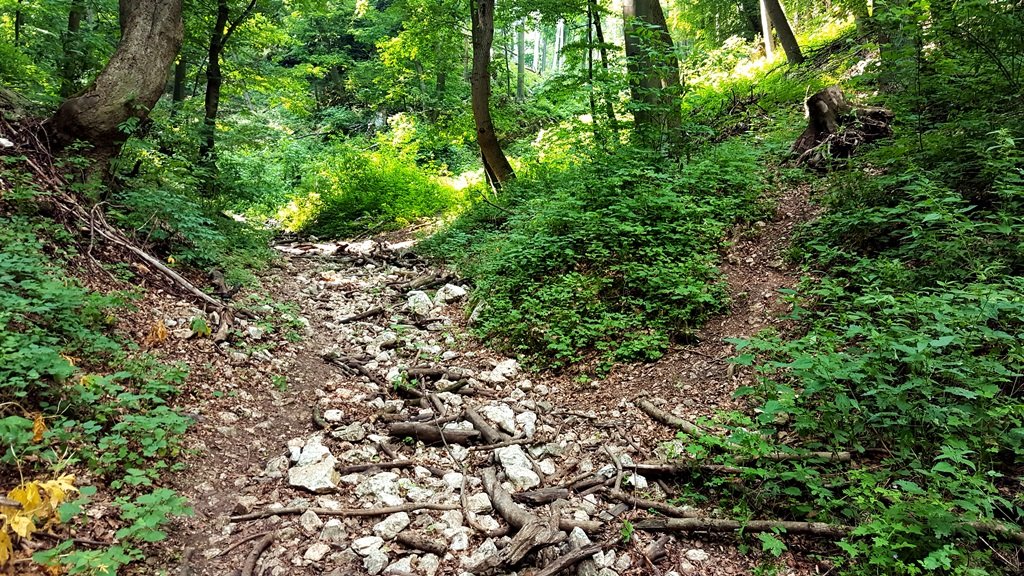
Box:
153 185 820 576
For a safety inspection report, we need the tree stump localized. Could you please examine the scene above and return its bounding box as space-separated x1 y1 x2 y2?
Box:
792 86 893 168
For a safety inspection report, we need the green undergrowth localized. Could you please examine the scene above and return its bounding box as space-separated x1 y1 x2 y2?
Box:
422 137 778 370
677 83 1024 576
0 207 194 573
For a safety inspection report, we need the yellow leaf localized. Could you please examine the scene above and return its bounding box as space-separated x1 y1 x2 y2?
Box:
0 530 11 566
60 354 78 367
144 320 169 346
167 256 176 264
8 483 42 513
32 413 47 444
9 513 35 538
39 475 77 508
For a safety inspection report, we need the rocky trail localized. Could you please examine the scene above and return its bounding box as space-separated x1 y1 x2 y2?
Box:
138 185 821 576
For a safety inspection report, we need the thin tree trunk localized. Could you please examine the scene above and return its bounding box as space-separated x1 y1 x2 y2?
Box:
587 0 600 140
60 0 86 98
200 0 257 161
761 0 803 64
759 0 775 59
51 0 184 148
538 25 548 75
470 0 514 188
591 0 618 133
517 22 526 101
14 1 23 45
172 56 187 104
554 19 565 71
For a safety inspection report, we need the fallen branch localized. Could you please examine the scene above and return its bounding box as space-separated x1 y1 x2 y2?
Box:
636 399 704 436
215 530 274 558
512 487 570 506
395 531 448 556
241 532 274 576
475 468 566 573
465 406 510 444
335 460 417 475
534 537 618 576
230 502 460 523
339 306 385 324
634 517 852 538
606 489 699 519
388 422 480 445
481 468 601 534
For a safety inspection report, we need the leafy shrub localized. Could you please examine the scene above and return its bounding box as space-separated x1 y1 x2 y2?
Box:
280 139 466 237
424 140 768 368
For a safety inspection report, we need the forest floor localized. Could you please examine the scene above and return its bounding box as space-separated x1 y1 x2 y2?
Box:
116 182 824 576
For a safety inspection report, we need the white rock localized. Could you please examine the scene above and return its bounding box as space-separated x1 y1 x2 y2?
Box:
320 519 347 543
495 445 541 490
516 411 537 438
442 472 465 491
466 493 492 513
352 535 385 556
324 409 344 423
418 554 441 576
303 542 331 562
357 472 404 506
684 549 710 562
538 459 557 476
615 553 632 571
407 291 434 317
626 473 649 490
569 527 592 547
0 138 14 148
299 510 323 532
448 527 470 551
218 411 239 424
373 512 411 540
434 284 468 305
476 515 501 532
386 556 415 574
246 326 265 340
479 403 517 435
296 436 333 467
364 551 389 575
441 351 460 361
288 457 340 493
461 538 497 568
263 455 289 478
333 422 366 441
489 359 520 382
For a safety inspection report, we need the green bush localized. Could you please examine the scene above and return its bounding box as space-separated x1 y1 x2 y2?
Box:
424 140 769 369
280 139 466 237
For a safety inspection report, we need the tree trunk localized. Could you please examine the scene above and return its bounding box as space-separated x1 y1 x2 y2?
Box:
172 55 187 104
622 0 682 147
591 1 618 133
587 0 599 139
759 0 775 59
538 25 548 75
761 0 803 64
59 0 86 98
470 0 514 188
14 1 23 45
517 22 526 101
50 0 184 148
554 19 565 72
200 0 257 161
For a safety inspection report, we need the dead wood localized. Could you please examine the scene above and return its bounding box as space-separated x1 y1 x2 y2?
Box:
469 435 530 452
215 530 274 558
339 306 386 324
533 537 617 576
323 353 388 387
634 517 852 538
792 85 893 168
606 489 699 519
512 487 570 506
388 422 480 445
395 531 449 556
645 534 671 563
229 502 460 522
240 532 274 576
335 460 418 475
636 399 704 435
465 406 510 444
481 468 602 534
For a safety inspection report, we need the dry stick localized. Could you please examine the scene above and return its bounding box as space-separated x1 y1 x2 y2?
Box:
481 468 602 534
395 531 448 556
230 502 460 523
636 398 704 435
635 517 852 538
388 422 480 445
469 435 530 452
606 489 700 519
215 530 274 558
335 460 417 475
339 306 385 324
645 534 671 563
240 532 274 576
512 487 570 506
465 406 509 444
533 537 618 576
603 445 624 492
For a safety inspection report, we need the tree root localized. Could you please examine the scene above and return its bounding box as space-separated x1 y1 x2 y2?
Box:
240 532 274 576
229 502 460 523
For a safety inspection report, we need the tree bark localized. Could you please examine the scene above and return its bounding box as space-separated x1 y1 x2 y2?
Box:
50 0 184 148
761 0 803 64
517 21 526 101
759 0 775 59
200 0 257 162
622 0 682 148
591 1 618 133
59 0 86 98
14 1 23 45
470 0 514 188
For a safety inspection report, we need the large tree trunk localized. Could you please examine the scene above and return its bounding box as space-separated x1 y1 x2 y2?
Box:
50 0 184 148
470 0 514 188
623 0 682 148
761 0 803 64
759 0 775 59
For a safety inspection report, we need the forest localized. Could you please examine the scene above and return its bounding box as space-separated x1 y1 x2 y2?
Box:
0 0 1022 574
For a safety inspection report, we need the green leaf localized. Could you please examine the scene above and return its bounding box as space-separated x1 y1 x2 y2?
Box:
757 532 786 557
